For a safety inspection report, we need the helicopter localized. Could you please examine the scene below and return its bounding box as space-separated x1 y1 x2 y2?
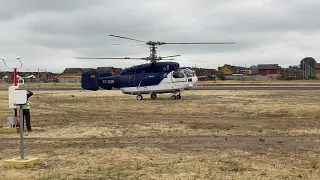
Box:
77 35 235 100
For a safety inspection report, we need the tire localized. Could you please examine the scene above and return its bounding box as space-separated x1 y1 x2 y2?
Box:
151 93 157 99
176 94 181 99
171 95 176 100
136 95 143 100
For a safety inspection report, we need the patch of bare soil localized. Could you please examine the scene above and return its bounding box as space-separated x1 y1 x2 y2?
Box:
2 135 320 155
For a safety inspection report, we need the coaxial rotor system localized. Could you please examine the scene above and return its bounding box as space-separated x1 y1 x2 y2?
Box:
76 34 235 63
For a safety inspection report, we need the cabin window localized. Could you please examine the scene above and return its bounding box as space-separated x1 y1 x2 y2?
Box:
173 71 185 78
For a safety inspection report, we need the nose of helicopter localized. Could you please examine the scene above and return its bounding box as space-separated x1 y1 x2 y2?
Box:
193 76 198 86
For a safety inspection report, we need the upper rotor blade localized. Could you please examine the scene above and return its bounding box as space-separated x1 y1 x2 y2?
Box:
76 57 147 60
163 42 235 44
110 43 146 46
109 35 146 43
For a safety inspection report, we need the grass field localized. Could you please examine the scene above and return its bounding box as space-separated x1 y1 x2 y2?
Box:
1 90 320 179
0 82 81 89
199 80 320 86
2 80 320 89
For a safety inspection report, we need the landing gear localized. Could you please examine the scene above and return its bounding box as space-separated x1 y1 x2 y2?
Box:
136 94 143 100
171 92 181 100
151 93 157 99
135 92 181 100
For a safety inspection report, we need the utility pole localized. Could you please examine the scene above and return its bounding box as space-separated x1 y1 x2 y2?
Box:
38 68 39 83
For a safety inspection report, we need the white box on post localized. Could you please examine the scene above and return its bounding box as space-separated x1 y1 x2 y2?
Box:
8 86 18 109
13 89 27 106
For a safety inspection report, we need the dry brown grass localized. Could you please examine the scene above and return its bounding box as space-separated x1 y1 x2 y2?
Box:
201 80 320 84
198 80 320 86
2 148 320 180
0 82 81 89
1 89 320 179
2 79 320 89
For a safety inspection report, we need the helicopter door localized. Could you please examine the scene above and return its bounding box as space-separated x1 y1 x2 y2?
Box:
171 70 186 82
129 75 135 86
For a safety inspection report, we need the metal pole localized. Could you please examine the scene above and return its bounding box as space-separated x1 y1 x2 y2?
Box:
19 105 25 160
302 62 304 79
304 62 306 79
303 62 304 79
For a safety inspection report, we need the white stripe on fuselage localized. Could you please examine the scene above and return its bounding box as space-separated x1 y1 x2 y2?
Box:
120 71 194 94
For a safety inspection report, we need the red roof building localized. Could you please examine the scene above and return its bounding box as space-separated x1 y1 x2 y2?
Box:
257 64 281 76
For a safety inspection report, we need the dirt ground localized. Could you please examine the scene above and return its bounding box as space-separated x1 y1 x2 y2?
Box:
1 90 320 179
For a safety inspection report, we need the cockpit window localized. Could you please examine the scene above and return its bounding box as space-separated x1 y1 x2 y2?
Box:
173 70 185 78
183 68 195 77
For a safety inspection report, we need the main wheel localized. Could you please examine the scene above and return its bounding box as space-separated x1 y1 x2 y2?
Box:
136 95 143 100
171 95 176 100
176 94 181 99
151 93 157 99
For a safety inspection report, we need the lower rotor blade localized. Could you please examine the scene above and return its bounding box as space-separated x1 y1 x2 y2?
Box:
159 55 181 59
76 57 147 60
164 42 235 44
161 59 207 62
158 58 175 60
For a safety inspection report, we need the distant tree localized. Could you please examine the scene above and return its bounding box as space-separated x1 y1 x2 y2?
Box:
289 65 300 71
300 57 316 70
216 73 226 80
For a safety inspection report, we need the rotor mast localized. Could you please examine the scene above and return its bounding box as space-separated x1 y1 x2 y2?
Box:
149 44 157 62
146 41 178 63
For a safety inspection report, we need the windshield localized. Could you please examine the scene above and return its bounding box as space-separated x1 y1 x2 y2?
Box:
173 70 185 78
183 68 195 77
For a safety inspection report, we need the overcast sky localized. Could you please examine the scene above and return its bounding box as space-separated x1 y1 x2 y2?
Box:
0 0 319 73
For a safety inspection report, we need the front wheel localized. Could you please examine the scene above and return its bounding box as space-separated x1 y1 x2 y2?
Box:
136 95 143 100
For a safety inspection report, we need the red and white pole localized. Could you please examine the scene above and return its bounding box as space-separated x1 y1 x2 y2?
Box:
13 67 18 127
14 67 17 86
